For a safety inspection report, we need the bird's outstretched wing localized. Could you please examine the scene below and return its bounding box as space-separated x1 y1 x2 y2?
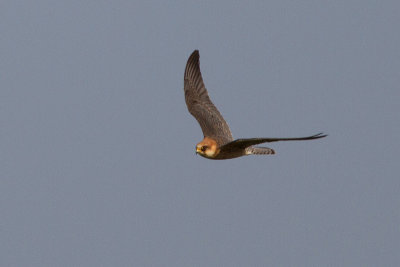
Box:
220 133 327 151
184 50 233 145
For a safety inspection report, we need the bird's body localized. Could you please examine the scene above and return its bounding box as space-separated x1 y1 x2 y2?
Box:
183 50 326 160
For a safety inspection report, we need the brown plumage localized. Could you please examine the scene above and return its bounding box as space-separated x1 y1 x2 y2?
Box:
183 50 326 160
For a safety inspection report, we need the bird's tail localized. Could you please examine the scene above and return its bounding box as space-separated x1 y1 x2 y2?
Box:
246 146 275 155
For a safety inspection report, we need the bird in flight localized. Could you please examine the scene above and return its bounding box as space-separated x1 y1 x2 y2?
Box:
183 50 326 160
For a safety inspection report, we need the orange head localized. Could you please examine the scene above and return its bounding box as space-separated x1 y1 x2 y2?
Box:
195 137 219 158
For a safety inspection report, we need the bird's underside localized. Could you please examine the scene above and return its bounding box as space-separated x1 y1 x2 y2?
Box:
184 50 327 160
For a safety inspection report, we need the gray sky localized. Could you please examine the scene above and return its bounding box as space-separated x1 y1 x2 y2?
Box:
1 0 399 266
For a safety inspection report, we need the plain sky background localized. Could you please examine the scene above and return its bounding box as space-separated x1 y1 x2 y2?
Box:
1 0 399 266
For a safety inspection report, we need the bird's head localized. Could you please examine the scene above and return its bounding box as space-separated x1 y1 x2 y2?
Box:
196 137 219 158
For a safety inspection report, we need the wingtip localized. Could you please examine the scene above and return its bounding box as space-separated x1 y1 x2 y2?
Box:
190 50 199 57
187 50 200 65
314 132 328 139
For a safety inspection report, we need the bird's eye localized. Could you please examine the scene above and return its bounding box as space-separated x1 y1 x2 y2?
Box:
201 146 207 152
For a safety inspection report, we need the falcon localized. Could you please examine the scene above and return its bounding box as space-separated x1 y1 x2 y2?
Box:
183 50 326 160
